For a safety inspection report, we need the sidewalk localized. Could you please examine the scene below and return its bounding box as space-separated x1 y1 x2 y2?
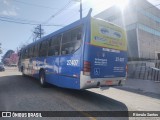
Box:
118 79 160 95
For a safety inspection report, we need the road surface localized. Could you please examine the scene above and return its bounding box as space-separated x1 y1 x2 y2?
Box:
0 67 160 120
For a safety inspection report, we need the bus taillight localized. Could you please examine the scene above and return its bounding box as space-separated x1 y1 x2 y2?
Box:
126 65 128 79
83 61 91 76
126 65 128 73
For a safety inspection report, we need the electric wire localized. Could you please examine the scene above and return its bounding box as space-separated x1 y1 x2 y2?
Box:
0 17 64 26
13 0 60 10
43 0 73 24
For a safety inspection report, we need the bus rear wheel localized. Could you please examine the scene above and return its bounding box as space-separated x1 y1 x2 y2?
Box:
39 70 47 87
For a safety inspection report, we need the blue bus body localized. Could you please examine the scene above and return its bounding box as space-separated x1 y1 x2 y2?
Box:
19 14 127 90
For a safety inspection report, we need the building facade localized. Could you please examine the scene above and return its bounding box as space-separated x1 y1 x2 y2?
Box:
95 0 160 59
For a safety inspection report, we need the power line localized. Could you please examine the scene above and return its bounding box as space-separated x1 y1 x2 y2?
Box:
13 0 60 10
0 17 64 26
0 16 40 23
0 16 41 24
3 0 75 26
43 0 73 24
30 1 73 43
25 34 33 44
0 18 38 25
0 0 78 26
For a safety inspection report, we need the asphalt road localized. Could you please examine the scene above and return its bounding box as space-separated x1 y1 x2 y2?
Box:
0 67 160 120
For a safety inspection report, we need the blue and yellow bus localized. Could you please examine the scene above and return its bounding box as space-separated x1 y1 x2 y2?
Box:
19 12 127 90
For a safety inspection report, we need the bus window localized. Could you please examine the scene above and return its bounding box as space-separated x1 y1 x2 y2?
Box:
71 26 82 41
28 47 31 58
39 41 49 57
32 45 36 57
24 49 29 59
33 43 40 57
21 49 25 59
28 46 34 58
48 35 61 56
61 26 82 55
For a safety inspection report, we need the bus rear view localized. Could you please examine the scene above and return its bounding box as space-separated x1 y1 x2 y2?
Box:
80 18 127 89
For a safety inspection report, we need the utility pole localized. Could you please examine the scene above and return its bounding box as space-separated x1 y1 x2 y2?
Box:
39 24 42 39
80 0 82 19
73 0 82 20
33 24 44 42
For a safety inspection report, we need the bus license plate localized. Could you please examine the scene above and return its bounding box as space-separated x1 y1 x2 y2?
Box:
106 81 113 85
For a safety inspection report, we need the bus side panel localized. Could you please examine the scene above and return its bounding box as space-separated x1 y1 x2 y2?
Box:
45 57 59 85
55 76 80 90
28 58 34 76
32 58 40 79
58 51 82 89
23 59 30 75
35 57 46 77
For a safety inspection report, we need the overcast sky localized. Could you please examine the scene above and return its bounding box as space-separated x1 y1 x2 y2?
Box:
0 0 159 59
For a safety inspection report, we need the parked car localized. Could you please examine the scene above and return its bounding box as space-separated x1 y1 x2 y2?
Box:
0 62 5 71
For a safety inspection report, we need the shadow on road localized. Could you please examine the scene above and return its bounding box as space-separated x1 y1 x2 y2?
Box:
0 75 129 119
114 86 160 100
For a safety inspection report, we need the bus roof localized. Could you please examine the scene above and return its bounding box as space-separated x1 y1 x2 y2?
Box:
22 16 125 50
23 16 89 50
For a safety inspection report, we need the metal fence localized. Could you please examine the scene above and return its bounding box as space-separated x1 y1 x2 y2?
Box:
128 61 160 83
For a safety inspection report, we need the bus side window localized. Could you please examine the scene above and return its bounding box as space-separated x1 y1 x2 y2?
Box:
77 31 82 40
33 45 36 57
21 49 25 59
72 27 82 41
48 35 61 56
31 46 34 58
61 32 70 55
34 44 40 57
61 26 82 55
28 47 31 58
39 41 49 57
28 46 34 58
24 49 29 59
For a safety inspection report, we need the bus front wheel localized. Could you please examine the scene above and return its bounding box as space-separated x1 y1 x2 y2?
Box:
39 70 47 88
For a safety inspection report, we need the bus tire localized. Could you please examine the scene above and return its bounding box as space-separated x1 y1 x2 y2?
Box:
39 70 47 88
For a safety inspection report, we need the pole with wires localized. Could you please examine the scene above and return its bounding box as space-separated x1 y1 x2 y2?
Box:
33 24 44 41
80 0 82 19
73 0 82 20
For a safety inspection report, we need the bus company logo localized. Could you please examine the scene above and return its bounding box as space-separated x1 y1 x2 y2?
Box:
2 112 11 117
